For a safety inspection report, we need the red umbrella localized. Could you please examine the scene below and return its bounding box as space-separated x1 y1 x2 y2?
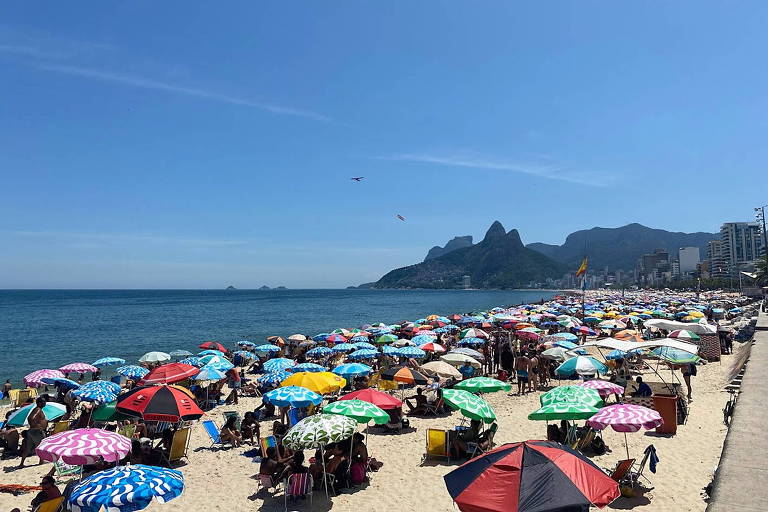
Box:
339 388 403 410
116 385 204 422
325 334 348 343
449 314 462 322
199 341 228 353
140 363 199 385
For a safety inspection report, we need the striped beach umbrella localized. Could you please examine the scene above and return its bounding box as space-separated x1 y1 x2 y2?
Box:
289 363 327 373
254 344 281 354
459 328 489 339
306 346 333 358
198 349 225 357
394 346 427 359
68 465 184 512
588 404 663 433
375 334 398 344
347 349 379 360
141 363 199 385
264 386 323 407
380 366 428 385
198 355 234 371
138 352 170 364
325 334 348 344
556 356 608 377
193 366 226 382
419 342 446 353
323 399 389 425
60 363 99 374
36 428 131 465
7 402 67 427
441 389 496 423
540 385 604 408
199 341 227 353
72 381 121 404
528 402 600 421
116 365 149 380
117 385 203 422
93 357 126 367
454 377 511 393
667 329 701 341
178 357 202 367
24 369 65 388
263 358 296 373
352 341 376 351
579 379 625 398
331 343 356 353
257 371 290 386
332 363 372 378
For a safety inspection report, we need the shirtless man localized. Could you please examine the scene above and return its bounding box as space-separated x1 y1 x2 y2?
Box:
529 353 540 392
514 353 531 395
19 397 48 467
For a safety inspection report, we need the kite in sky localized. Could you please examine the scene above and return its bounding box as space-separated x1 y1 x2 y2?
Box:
350 177 364 181
396 214 405 221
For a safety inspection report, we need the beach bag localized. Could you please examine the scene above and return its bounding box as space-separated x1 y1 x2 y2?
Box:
350 462 366 484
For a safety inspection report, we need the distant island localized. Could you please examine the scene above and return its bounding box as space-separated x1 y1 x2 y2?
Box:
257 286 287 290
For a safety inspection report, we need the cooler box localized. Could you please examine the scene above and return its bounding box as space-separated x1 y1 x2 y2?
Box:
653 394 677 435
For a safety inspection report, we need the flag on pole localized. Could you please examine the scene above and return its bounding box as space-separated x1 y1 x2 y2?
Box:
575 257 588 277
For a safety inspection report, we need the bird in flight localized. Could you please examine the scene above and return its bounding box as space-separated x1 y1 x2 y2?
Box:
396 214 406 221
350 177 365 182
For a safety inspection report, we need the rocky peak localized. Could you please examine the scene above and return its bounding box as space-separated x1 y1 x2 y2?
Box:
482 220 507 242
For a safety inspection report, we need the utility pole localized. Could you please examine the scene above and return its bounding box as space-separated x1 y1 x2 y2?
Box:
756 204 768 278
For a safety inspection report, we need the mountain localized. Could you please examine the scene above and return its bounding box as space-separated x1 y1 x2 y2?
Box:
373 221 566 289
526 223 717 272
424 236 474 261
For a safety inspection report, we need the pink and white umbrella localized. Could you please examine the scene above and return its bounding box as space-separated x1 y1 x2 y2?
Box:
587 403 663 459
579 379 625 398
24 369 65 388
60 363 99 374
419 342 446 353
36 428 132 465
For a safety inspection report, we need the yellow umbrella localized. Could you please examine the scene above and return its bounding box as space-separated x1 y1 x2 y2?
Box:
281 372 346 394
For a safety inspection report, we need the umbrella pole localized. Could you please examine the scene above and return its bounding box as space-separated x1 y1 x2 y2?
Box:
624 432 630 460
321 443 330 498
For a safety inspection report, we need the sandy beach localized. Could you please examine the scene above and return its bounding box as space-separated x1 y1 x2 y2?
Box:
0 348 735 512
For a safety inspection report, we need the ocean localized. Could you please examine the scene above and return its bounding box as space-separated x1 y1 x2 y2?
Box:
0 289 559 386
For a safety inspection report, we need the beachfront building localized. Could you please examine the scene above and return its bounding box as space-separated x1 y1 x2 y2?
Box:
706 239 729 279
678 246 700 275
719 222 765 276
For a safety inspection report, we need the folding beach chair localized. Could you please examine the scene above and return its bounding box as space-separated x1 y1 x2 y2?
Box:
163 427 190 465
202 420 223 448
608 458 635 483
628 445 656 486
422 428 450 464
14 389 31 407
117 423 137 438
424 398 445 416
467 423 498 458
259 435 277 457
52 420 70 434
284 473 313 511
54 460 82 485
33 496 63 512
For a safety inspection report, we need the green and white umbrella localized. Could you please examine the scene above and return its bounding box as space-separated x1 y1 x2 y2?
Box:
283 413 357 450
323 399 389 425
454 377 511 394
7 402 67 427
540 385 604 408
528 402 600 421
138 351 170 363
441 389 496 424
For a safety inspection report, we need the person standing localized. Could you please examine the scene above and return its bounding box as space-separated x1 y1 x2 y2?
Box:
682 363 697 402
225 367 241 405
2 379 11 399
19 397 48 467
514 353 531 395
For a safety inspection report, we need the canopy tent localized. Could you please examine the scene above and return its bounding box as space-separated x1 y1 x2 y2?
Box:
643 319 716 335
583 337 700 355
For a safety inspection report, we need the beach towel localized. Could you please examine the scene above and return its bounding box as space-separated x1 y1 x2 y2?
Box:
645 444 659 473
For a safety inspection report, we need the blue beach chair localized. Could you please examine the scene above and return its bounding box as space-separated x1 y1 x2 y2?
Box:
202 420 223 448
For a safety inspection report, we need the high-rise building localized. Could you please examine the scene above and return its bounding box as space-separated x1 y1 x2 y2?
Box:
678 246 700 274
719 222 765 271
706 239 728 279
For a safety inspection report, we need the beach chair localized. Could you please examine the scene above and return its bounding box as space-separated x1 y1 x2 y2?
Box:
467 423 498 458
202 420 223 448
14 389 31 407
256 473 281 495
118 423 137 438
52 420 70 434
575 429 596 452
163 427 190 465
628 445 655 486
422 428 450 464
608 458 635 484
368 373 380 389
33 496 64 512
259 435 277 457
424 397 445 416
53 460 82 484
284 473 313 511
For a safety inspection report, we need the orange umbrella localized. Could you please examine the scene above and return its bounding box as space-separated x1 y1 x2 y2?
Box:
614 330 642 342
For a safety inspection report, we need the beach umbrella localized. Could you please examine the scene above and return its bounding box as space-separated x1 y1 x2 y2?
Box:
440 353 482 368
198 354 234 371
36 428 131 465
67 464 184 512
540 385 604 408
394 346 427 359
332 363 372 378
393 338 416 347
448 348 484 360
116 385 203 422
347 349 379 360
444 440 619 512
281 372 346 394
199 341 227 353
419 342 446 353
605 349 627 360
587 404 663 459
528 402 600 421
651 347 701 365
263 357 297 373
459 328 489 339
667 329 701 341
253 343 281 354
454 377 511 393
115 365 149 379
323 399 389 425
60 363 99 374
264 386 323 407
138 352 170 363
419 361 462 379
41 377 81 390
339 388 403 410
233 350 257 360
325 334 348 344
237 341 256 348
256 371 290 386
458 337 485 346
198 349 225 357
579 379 625 398
92 401 130 422
552 340 579 350
312 333 332 342
24 369 65 388
381 345 400 355
193 366 226 382
331 343 356 353
352 341 376 351
266 336 286 346
541 347 573 361
288 334 307 342
141 363 199 385
375 334 398 344
72 381 121 404
556 356 608 377
551 332 578 341
92 357 126 367
283 413 357 450
441 389 496 423
306 346 333 358
614 330 642 343
380 366 428 385
7 402 67 427
289 362 327 373
178 357 202 367
169 350 193 358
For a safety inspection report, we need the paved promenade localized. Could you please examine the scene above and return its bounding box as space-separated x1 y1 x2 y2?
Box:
707 309 768 511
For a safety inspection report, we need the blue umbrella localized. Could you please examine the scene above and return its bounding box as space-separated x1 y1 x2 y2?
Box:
93 357 126 367
411 334 436 345
605 350 627 360
331 343 356 353
198 349 225 357
395 346 427 359
312 333 331 342
263 358 296 373
306 347 333 358
198 355 234 371
352 341 376 351
72 380 121 404
257 371 290 386
41 377 80 390
193 366 226 381
68 464 184 512
551 333 578 341
169 350 192 358
254 344 280 354
237 340 257 348
555 356 609 377
289 363 327 373
263 386 322 407
332 363 372 377
458 337 485 346
234 350 257 359
553 340 579 350
116 365 149 379
178 357 202 367
350 336 371 343
347 349 379 360
381 345 399 355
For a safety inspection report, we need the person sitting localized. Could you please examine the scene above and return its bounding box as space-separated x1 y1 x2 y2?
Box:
631 376 652 397
0 412 20 458
259 446 284 485
405 388 428 416
458 362 475 380
240 412 260 445
279 450 309 481
324 443 350 492
349 432 368 485
253 398 276 420
220 416 243 447
30 476 61 509
451 419 482 458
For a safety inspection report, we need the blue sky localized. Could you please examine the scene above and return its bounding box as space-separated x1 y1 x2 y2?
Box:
2 2 767 288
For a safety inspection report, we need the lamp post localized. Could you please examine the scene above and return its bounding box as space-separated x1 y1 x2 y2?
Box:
756 205 768 283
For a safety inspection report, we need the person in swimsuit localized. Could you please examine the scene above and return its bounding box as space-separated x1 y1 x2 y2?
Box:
515 353 530 395
19 397 48 468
